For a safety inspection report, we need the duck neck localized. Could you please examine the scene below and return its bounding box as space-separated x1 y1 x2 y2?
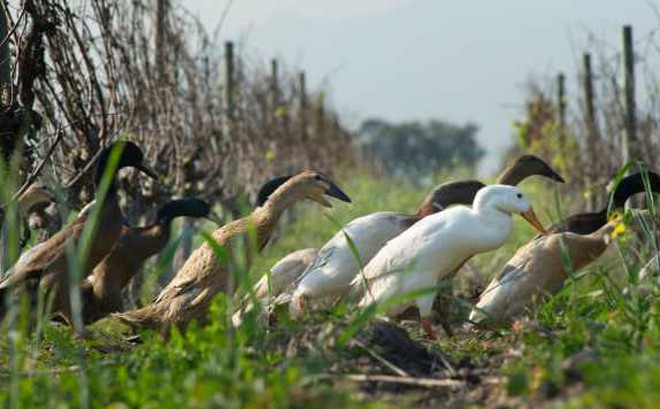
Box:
94 153 120 201
566 223 615 269
94 223 170 294
590 207 609 226
254 186 304 248
17 196 43 219
156 211 183 228
138 222 172 260
414 202 441 218
586 222 615 245
495 163 524 186
589 175 646 225
473 198 514 237
610 175 648 209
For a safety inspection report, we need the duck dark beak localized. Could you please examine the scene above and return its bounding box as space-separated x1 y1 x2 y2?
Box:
325 182 351 203
521 207 547 235
205 211 224 226
544 167 565 183
136 163 159 180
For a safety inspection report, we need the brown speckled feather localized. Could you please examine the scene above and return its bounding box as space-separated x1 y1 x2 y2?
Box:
116 171 349 332
0 200 124 324
471 221 615 325
80 223 170 324
0 141 158 327
117 210 275 330
42 201 124 322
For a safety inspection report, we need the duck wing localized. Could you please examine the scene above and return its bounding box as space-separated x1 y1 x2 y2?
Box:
252 248 317 298
296 212 410 292
349 213 449 304
0 218 85 289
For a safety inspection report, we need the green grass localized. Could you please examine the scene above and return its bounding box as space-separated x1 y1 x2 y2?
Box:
1 170 659 408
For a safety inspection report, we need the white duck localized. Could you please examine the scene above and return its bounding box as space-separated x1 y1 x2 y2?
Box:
286 156 563 317
350 185 546 339
287 180 486 316
254 248 319 298
231 248 319 326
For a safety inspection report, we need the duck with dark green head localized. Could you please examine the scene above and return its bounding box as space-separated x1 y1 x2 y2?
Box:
0 141 157 329
78 197 220 326
547 171 660 234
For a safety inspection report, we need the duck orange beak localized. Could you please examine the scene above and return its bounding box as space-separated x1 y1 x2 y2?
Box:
520 207 547 235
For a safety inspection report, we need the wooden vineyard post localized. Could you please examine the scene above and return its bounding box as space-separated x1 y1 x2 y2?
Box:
269 58 279 126
583 53 599 210
224 41 236 129
0 3 10 90
154 0 168 81
298 71 307 142
314 92 326 167
557 72 566 150
622 25 637 165
297 71 308 166
0 5 10 271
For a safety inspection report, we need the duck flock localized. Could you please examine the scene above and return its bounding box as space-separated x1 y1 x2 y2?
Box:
0 140 658 341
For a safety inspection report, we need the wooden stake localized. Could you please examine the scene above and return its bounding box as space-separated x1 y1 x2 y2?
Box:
557 73 566 149
270 58 279 102
622 25 637 164
224 41 235 123
153 0 168 81
269 58 279 126
583 53 599 210
298 71 307 142
0 3 11 93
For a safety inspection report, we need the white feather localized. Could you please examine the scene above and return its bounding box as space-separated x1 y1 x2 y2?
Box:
351 185 533 318
253 248 318 298
231 248 317 327
289 212 411 313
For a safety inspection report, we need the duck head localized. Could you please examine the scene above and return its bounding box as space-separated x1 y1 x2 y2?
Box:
608 170 660 209
418 180 486 216
17 183 55 212
157 198 223 225
95 141 158 184
497 155 565 185
476 185 547 234
255 175 292 207
266 171 351 208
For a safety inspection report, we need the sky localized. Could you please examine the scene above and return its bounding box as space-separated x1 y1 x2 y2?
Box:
185 0 660 174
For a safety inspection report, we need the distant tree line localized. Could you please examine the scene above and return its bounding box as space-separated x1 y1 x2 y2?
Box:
356 118 484 181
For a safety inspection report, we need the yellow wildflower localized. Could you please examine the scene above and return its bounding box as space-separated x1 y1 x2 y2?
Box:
266 148 276 163
609 212 626 239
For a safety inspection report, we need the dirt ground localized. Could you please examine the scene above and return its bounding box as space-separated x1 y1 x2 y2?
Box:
271 319 593 408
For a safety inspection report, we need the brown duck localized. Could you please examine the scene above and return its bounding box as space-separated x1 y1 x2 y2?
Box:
0 141 157 328
414 155 564 215
0 183 55 270
116 171 351 332
469 217 618 327
546 171 660 234
76 198 220 326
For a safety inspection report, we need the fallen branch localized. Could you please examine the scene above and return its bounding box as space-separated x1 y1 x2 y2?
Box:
315 373 465 388
351 338 410 378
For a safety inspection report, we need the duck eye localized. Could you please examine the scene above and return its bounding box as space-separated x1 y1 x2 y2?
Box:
314 174 322 181
516 193 523 199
